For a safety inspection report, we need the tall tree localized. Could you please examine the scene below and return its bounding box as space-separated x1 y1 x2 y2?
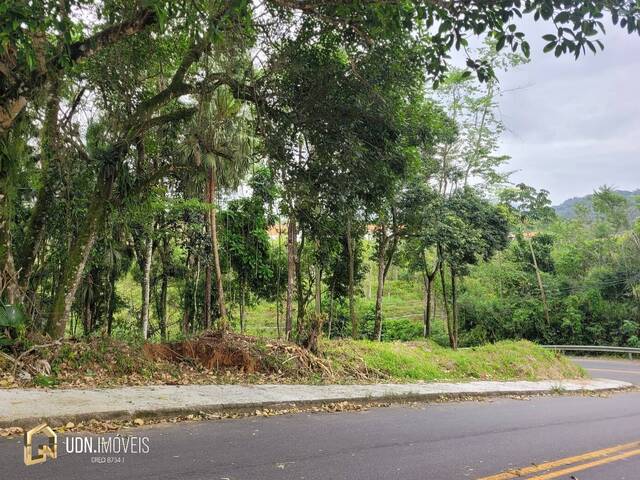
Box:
187 87 256 326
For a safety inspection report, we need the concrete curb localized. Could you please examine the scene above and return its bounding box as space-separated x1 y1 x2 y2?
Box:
1 378 633 428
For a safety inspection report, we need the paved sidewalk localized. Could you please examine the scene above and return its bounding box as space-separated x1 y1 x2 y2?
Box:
0 378 631 427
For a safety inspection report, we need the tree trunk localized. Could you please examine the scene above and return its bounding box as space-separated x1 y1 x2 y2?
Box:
373 212 399 342
276 217 282 339
328 281 335 340
422 256 438 339
208 166 227 321
19 77 61 291
450 268 458 350
0 128 19 304
82 287 92 336
528 236 550 325
432 276 437 322
204 166 213 330
193 256 200 333
295 230 305 339
314 260 322 316
373 234 387 342
159 264 168 341
0 190 18 305
439 260 455 349
304 312 323 354
182 250 193 336
346 220 357 338
239 284 246 333
423 273 432 338
204 264 212 329
46 225 98 338
141 236 153 339
45 158 115 338
106 264 117 337
285 217 296 340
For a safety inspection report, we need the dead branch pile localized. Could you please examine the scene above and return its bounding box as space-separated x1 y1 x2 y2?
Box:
143 330 333 377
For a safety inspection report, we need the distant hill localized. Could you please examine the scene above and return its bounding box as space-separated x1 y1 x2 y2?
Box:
553 189 640 220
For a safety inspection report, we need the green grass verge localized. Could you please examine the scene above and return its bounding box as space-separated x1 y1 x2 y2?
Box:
2 337 585 389
322 339 586 383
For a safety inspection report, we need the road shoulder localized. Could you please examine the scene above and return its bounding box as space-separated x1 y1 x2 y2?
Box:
0 378 632 428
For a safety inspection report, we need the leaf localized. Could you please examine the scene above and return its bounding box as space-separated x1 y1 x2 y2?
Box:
542 34 556 42
543 42 556 53
33 374 58 388
611 10 619 25
0 303 27 329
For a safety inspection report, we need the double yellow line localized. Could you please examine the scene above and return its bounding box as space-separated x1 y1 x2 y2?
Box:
478 440 640 479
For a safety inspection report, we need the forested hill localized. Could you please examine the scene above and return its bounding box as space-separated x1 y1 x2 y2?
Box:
554 189 640 219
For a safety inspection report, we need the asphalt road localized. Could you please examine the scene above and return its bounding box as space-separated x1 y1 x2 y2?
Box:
572 356 640 385
2 358 640 480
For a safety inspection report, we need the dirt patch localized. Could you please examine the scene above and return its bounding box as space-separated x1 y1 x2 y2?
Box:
143 331 331 376
0 332 334 389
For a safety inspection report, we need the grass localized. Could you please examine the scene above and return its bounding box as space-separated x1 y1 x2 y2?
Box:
243 272 438 338
2 336 585 389
322 339 586 382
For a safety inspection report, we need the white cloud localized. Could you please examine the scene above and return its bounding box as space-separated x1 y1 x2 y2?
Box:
465 17 640 202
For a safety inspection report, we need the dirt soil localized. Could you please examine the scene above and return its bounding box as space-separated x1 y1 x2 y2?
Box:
143 330 332 375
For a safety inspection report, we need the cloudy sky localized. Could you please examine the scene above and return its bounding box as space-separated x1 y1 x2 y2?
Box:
464 18 639 204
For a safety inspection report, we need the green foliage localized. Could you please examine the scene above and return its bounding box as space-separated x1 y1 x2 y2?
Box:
592 185 631 233
33 374 59 388
458 209 640 348
510 233 556 273
2 0 639 349
381 319 424 342
221 169 281 303
358 307 428 342
0 302 27 346
324 339 584 382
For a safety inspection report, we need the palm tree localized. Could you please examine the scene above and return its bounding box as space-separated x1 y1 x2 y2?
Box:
186 87 255 326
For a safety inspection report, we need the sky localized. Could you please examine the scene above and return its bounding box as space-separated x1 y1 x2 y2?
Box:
462 18 640 204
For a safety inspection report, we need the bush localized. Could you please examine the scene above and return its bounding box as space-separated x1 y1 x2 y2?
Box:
358 307 423 341
323 300 354 339
0 302 27 348
381 318 423 341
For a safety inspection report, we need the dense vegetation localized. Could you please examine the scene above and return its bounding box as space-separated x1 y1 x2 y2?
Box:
459 187 640 348
1 0 639 360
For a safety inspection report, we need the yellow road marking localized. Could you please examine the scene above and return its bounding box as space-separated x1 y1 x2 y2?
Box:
477 441 640 480
588 368 640 375
527 448 640 479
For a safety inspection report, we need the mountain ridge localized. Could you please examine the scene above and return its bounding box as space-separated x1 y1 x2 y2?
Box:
553 189 640 219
